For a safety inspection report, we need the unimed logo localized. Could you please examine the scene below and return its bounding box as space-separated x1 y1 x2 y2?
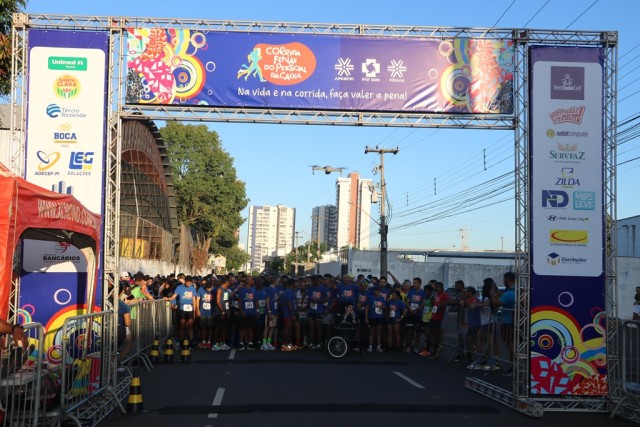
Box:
550 66 585 100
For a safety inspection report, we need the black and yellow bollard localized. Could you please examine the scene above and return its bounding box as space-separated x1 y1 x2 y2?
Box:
127 367 143 414
149 339 160 364
163 338 175 363
180 339 191 362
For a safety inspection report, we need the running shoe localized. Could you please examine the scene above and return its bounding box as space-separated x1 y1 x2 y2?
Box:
419 350 432 357
281 344 292 352
266 343 276 350
260 343 269 351
367 346 373 353
376 345 384 353
220 344 231 350
247 342 255 351
211 343 222 351
238 343 245 351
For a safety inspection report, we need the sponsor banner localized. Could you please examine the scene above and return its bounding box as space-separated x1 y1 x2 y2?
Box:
126 29 514 114
25 29 108 214
529 46 606 397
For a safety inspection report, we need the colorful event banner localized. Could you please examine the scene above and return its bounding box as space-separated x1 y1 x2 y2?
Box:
22 29 108 363
126 29 514 114
529 46 606 396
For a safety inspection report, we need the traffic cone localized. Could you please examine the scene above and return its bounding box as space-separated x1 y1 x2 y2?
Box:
127 367 143 414
149 339 160 364
163 338 175 363
180 339 191 362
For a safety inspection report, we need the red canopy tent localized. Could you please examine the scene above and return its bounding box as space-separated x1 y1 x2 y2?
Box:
0 163 101 322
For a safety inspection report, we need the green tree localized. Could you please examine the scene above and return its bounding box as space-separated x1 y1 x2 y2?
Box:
161 122 249 269
0 0 26 98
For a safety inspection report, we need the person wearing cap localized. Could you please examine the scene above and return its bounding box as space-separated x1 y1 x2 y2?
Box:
117 282 132 362
366 285 386 352
120 271 131 284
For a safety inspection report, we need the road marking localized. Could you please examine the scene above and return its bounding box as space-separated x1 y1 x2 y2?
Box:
229 349 236 360
393 371 425 389
207 387 226 419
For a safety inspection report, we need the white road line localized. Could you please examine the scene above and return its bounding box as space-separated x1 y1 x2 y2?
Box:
228 349 236 360
207 387 226 419
393 371 425 389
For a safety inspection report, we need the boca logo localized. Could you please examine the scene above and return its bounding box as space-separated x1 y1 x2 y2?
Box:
54 74 81 100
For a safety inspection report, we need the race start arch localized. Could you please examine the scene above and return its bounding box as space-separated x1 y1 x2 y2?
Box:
9 14 617 416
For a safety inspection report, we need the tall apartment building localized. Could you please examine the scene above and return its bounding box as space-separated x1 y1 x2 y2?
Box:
336 173 373 250
247 205 296 272
311 205 338 250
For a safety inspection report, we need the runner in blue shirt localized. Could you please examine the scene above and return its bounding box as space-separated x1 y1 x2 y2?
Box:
254 277 268 350
336 274 359 323
212 276 232 351
387 290 407 352
405 277 426 353
366 286 387 352
195 279 214 348
237 277 257 350
281 279 297 351
165 275 197 347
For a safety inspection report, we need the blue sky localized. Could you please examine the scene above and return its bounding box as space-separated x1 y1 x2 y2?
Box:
26 0 640 252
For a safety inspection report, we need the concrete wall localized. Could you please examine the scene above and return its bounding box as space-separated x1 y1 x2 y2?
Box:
119 257 191 277
348 250 514 288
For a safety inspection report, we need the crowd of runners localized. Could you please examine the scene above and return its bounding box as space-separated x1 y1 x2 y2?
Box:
117 270 516 368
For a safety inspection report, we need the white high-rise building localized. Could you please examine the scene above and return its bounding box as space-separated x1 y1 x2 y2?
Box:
311 205 338 250
336 173 373 250
247 205 296 272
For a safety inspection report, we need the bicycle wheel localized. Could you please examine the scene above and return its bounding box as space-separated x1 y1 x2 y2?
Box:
327 336 348 359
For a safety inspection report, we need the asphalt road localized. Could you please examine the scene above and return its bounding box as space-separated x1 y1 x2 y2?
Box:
101 346 634 427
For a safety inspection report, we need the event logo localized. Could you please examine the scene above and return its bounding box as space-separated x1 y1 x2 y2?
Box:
335 58 355 80
53 124 78 144
550 66 584 100
542 190 569 208
238 43 316 86
556 167 581 188
362 59 381 79
573 191 596 210
549 106 585 125
53 74 81 100
69 152 94 171
35 151 61 173
387 59 407 81
550 229 588 246
46 103 87 119
546 129 588 138
46 104 62 118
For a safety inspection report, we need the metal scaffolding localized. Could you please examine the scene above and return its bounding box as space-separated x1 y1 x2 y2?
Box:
9 13 619 421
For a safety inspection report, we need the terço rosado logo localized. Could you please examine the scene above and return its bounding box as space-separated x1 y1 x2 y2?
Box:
237 42 316 86
54 74 81 100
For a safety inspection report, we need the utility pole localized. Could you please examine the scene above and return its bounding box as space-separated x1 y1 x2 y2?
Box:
365 146 399 278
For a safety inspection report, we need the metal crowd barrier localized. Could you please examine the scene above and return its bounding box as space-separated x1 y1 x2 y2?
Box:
442 305 514 370
0 323 44 427
56 311 123 426
611 320 640 423
121 299 173 369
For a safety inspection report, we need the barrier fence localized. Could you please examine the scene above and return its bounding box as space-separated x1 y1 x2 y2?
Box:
121 299 173 368
0 322 44 427
441 305 514 371
611 320 640 423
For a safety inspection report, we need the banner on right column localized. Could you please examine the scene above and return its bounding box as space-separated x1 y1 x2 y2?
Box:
529 46 606 396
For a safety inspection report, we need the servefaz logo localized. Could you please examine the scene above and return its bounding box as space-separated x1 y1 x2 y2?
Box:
542 190 568 208
69 152 94 171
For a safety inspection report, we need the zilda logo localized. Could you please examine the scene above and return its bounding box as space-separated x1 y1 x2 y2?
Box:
54 74 81 100
238 43 316 86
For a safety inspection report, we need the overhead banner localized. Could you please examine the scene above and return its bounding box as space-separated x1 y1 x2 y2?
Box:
126 29 514 114
529 46 606 396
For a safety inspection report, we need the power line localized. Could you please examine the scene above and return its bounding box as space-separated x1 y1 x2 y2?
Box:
564 0 599 29
490 0 518 29
522 0 551 27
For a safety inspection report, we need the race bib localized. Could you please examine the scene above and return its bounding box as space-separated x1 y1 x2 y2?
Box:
410 303 418 310
375 307 383 315
183 304 193 312
432 306 438 314
233 300 240 309
258 300 265 307
202 302 211 310
274 302 278 309
224 302 230 310
310 302 318 310
245 301 254 309
389 310 396 318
